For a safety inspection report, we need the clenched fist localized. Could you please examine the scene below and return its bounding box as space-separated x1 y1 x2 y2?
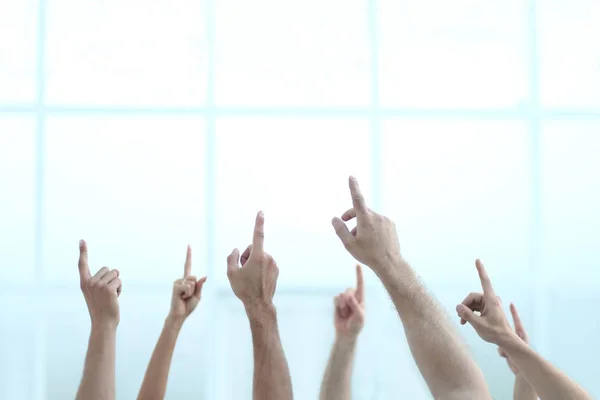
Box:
169 245 207 321
78 240 122 329
226 211 279 309
333 265 365 338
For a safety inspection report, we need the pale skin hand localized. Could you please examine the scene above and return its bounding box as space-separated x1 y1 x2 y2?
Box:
332 176 491 400
137 245 206 400
496 303 537 400
76 240 122 400
457 260 593 400
320 265 365 400
227 211 293 400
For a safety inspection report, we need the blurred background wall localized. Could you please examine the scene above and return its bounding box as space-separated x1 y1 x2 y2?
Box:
1 0 600 398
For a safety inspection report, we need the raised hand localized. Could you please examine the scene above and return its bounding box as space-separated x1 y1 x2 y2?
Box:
498 303 530 375
78 239 122 329
456 259 513 344
331 176 402 276
169 245 207 321
227 211 279 308
333 265 365 338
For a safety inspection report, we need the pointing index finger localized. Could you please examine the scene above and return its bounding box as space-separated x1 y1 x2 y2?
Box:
510 303 525 334
252 211 265 253
349 176 368 215
475 259 496 297
184 245 192 277
78 240 91 281
355 264 364 303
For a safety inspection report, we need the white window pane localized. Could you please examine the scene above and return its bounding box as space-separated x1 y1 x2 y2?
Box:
0 116 35 283
46 0 207 107
0 0 36 104
214 0 371 107
45 289 90 399
547 287 600 396
214 118 372 287
0 294 36 399
378 0 528 108
381 120 531 284
214 294 379 399
117 290 206 399
379 280 532 399
539 0 600 108
43 116 207 284
541 123 600 284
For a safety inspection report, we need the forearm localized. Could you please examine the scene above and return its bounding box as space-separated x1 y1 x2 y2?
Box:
514 375 537 400
319 335 358 400
246 303 293 400
377 259 491 400
76 324 117 400
137 316 184 400
500 334 592 400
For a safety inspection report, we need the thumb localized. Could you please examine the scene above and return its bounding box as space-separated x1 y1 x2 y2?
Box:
227 249 240 278
194 277 207 299
456 304 481 327
331 217 354 250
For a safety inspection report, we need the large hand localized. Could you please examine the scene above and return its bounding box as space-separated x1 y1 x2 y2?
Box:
78 240 122 328
334 265 365 338
456 259 514 345
169 245 207 321
331 176 402 275
498 303 529 375
227 211 279 308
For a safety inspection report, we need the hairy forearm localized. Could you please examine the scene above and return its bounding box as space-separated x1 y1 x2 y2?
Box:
246 304 293 400
319 335 357 400
499 334 592 400
377 259 491 400
514 375 537 400
137 316 184 400
76 324 117 400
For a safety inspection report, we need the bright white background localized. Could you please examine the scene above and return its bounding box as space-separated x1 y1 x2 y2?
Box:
0 0 599 398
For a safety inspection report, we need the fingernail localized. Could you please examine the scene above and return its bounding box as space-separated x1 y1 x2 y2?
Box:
258 211 264 217
79 240 83 247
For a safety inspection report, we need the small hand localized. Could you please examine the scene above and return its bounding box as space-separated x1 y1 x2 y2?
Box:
227 211 279 308
169 245 207 321
78 240 122 329
331 176 402 275
456 259 514 345
498 303 529 375
334 265 365 338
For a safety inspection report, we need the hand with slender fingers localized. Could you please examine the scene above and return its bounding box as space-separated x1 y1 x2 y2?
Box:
227 211 279 308
169 245 207 321
334 265 366 338
498 303 530 375
78 240 122 328
331 176 402 274
456 259 514 345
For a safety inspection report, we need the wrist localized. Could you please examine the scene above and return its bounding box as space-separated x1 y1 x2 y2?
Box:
91 319 118 333
165 314 186 329
245 301 276 322
335 333 359 347
496 329 524 350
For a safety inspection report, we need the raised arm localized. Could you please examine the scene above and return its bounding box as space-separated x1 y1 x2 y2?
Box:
331 177 491 400
137 245 207 400
320 265 365 400
496 303 537 400
457 260 593 400
227 211 293 400
76 240 123 400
